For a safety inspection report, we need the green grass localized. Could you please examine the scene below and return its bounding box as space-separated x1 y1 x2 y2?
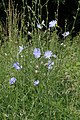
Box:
0 30 80 120
0 0 80 119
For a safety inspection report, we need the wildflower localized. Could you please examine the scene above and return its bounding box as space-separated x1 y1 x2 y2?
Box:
33 48 41 58
13 62 22 70
37 24 42 29
37 20 45 29
44 50 53 59
62 31 69 37
49 20 57 28
9 77 16 85
18 46 24 54
34 80 39 86
47 60 54 69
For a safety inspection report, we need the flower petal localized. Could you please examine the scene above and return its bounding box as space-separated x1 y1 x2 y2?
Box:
34 80 39 86
33 48 41 58
13 62 22 70
44 50 53 59
49 20 57 28
10 77 16 85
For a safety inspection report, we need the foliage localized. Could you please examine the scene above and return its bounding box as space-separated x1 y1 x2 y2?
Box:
0 0 80 119
0 25 80 119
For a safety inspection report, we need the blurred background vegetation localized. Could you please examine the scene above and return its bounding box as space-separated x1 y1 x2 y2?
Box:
0 0 80 40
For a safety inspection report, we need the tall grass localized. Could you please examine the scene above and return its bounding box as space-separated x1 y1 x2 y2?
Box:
0 0 80 119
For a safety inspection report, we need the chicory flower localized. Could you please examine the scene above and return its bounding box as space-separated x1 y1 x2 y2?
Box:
33 48 41 58
13 62 22 70
49 20 57 28
44 50 53 59
9 77 16 85
47 60 54 69
34 80 39 86
62 31 69 37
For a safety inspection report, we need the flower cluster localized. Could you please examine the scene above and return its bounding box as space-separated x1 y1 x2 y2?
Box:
33 48 57 85
33 48 57 69
9 46 57 87
37 20 57 29
9 46 23 85
37 20 69 39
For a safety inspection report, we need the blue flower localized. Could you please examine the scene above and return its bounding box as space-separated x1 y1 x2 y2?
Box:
37 24 42 29
37 20 45 29
44 50 53 59
47 60 54 69
62 31 69 38
34 80 39 86
33 48 41 58
49 20 57 28
13 62 22 70
9 77 16 85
